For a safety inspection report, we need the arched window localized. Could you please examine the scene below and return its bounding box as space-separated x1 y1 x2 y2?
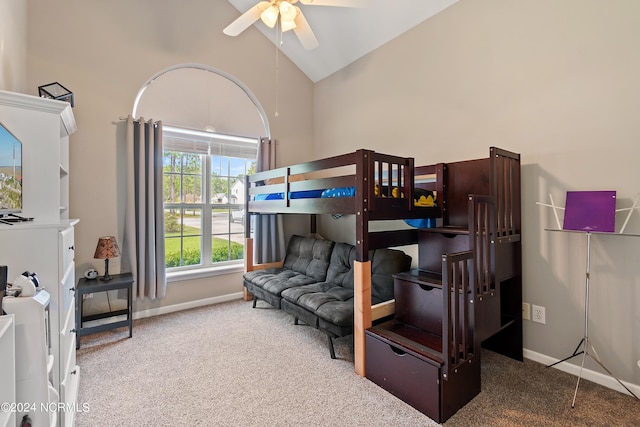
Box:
134 64 269 275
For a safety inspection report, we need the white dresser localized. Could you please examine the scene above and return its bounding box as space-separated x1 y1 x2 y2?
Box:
0 90 79 427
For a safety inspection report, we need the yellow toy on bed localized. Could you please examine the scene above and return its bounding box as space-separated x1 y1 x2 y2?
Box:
375 185 436 207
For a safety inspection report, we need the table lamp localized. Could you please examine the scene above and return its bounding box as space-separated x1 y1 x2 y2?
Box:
94 236 120 281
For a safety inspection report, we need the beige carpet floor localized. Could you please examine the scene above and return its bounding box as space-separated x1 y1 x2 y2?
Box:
75 299 639 426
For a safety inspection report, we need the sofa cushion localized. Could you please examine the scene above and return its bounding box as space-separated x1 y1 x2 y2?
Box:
324 242 356 287
244 268 320 297
370 248 412 304
284 283 354 313
283 235 335 282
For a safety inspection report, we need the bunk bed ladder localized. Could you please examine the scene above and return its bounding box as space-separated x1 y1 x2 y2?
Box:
490 147 521 238
441 250 476 381
470 195 496 298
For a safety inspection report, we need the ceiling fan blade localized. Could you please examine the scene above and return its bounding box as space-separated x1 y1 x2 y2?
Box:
223 1 271 36
298 0 367 7
293 8 319 50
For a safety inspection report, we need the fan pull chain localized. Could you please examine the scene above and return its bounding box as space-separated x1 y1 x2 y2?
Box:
274 22 281 118
275 43 280 118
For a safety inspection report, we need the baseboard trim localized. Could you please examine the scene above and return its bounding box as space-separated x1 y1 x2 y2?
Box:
523 348 640 398
133 292 244 320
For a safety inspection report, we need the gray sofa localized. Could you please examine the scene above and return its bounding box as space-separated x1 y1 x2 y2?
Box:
243 235 412 358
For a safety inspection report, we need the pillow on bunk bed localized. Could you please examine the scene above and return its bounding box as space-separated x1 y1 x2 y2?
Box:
254 192 283 201
253 189 325 200
321 187 356 198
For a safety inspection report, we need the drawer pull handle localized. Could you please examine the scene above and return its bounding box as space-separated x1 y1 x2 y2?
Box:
70 287 75 292
69 245 75 251
71 370 77 375
390 345 408 356
71 328 77 334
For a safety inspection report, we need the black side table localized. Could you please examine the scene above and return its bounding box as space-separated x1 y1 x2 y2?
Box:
75 272 133 349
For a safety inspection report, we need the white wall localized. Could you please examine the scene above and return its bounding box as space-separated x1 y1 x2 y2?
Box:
315 0 640 388
0 0 26 92
25 0 315 312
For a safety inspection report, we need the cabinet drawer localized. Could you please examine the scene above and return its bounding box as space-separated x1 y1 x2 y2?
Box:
59 227 75 271
365 331 441 422
61 262 75 314
394 276 444 336
60 301 76 377
61 365 80 427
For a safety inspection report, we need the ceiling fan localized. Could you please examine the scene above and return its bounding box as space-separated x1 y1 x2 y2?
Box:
223 0 365 50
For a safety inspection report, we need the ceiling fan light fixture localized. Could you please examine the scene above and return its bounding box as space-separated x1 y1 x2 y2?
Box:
260 5 279 28
281 17 297 32
279 1 297 21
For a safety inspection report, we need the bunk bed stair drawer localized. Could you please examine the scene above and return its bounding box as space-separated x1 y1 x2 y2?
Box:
393 270 444 335
365 328 442 422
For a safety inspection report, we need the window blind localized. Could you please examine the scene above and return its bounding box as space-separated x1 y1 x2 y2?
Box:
163 125 259 160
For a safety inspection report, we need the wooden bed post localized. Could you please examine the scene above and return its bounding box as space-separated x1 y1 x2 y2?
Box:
353 149 373 377
243 237 254 301
354 259 372 377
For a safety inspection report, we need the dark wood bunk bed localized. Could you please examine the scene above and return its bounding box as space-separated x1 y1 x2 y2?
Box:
243 147 522 423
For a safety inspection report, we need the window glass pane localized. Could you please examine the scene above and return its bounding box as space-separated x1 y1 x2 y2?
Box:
181 175 202 204
212 235 244 262
164 207 202 267
212 211 244 262
211 155 226 177
230 179 243 205
211 177 230 203
164 174 181 204
180 154 202 203
229 157 247 176
164 151 182 173
181 153 202 174
212 208 231 238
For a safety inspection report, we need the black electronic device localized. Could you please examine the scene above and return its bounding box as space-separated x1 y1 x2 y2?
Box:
0 265 7 314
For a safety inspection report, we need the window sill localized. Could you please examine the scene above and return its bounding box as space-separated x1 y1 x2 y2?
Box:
167 263 244 283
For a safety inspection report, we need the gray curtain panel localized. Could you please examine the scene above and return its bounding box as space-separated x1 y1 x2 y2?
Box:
254 137 285 264
123 115 167 300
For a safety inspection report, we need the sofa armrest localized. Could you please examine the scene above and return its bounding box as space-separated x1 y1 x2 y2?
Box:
371 299 395 321
248 260 284 272
244 237 285 301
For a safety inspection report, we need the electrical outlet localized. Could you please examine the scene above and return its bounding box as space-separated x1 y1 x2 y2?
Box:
522 302 531 320
532 304 546 324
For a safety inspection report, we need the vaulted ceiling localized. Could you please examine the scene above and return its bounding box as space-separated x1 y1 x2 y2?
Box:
226 0 459 82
